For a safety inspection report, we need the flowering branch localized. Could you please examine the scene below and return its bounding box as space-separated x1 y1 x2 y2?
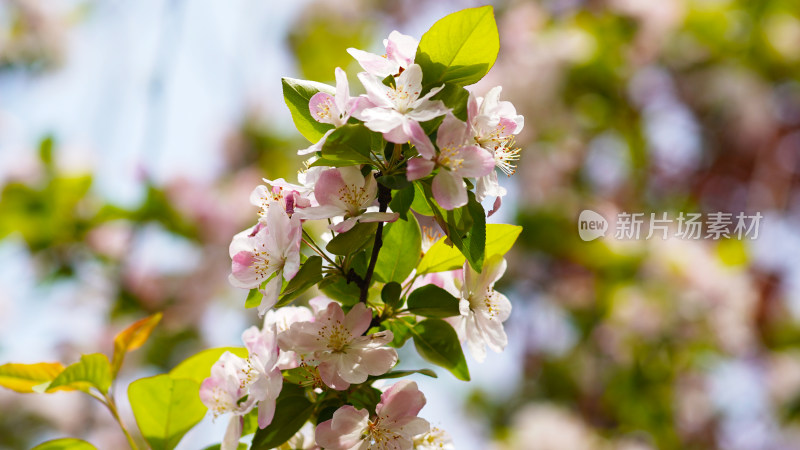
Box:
360 178 392 303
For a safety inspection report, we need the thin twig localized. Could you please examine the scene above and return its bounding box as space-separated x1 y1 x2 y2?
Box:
359 180 392 303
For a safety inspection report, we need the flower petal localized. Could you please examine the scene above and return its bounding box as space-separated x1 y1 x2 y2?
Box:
407 157 436 181
432 170 467 210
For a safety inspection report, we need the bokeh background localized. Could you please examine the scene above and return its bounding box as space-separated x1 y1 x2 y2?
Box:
2 0 800 448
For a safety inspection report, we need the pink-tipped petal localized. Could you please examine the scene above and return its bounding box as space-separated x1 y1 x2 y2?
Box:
348 48 398 78
407 120 436 159
454 145 495 178
407 158 436 181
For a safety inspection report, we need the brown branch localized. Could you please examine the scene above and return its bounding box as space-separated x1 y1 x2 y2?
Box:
359 179 392 303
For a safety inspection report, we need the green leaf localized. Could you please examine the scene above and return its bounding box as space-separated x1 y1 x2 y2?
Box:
319 124 376 167
0 362 66 393
276 256 323 307
348 384 383 412
376 174 411 190
319 274 362 306
432 83 470 121
112 313 162 378
169 347 248 384
381 282 403 310
382 317 416 348
410 182 434 215
446 193 485 272
281 77 334 143
128 375 207 450
326 223 378 256
46 354 112 394
418 224 522 273
407 284 460 318
485 223 522 258
404 319 470 381
416 6 499 88
373 214 421 283
371 369 438 380
251 383 314 449
245 288 262 309
389 184 415 220
32 438 97 450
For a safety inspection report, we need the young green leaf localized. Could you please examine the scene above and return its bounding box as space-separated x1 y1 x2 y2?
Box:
319 124 376 167
407 284 460 318
319 274 362 307
111 312 162 378
282 77 335 143
128 375 206 450
46 354 112 394
32 438 97 450
416 6 499 88
376 174 411 190
404 319 470 381
373 214 422 283
276 255 323 307
169 347 248 384
446 193 486 272
431 83 471 121
326 222 378 256
389 184 415 220
418 223 523 273
410 183 434 216
382 317 416 348
381 281 403 310
245 287 262 309
251 383 314 449
0 362 65 393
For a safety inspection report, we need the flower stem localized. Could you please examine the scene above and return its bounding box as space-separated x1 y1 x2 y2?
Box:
359 180 392 303
94 392 139 450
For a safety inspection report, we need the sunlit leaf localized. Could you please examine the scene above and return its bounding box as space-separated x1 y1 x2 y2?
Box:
0 362 65 393
417 224 522 273
416 6 499 88
46 354 112 395
128 374 206 450
32 438 97 450
111 313 162 377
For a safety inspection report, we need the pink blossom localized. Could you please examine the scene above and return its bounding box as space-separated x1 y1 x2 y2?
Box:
413 427 455 450
229 204 302 316
250 180 311 219
356 64 449 157
301 68 365 155
277 302 398 390
467 87 524 210
263 306 314 370
453 255 512 362
315 380 430 449
347 31 418 78
293 167 398 233
200 325 284 449
406 114 494 209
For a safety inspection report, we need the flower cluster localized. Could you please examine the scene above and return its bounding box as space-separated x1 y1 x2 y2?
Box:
206 7 521 449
